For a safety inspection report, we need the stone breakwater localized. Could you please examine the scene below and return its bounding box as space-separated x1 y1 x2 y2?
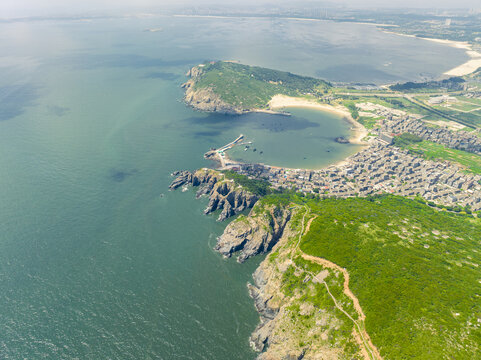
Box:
182 66 248 115
169 169 258 221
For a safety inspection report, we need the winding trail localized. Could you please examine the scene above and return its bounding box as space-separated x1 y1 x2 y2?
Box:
301 253 381 360
291 206 382 360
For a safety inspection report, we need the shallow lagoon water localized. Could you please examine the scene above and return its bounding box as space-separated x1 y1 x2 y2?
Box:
227 108 360 169
0 15 468 358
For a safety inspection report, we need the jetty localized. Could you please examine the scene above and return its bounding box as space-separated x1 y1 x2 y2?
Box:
205 134 246 169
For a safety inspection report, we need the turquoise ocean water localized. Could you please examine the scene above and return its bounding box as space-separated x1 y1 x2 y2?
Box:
0 15 468 359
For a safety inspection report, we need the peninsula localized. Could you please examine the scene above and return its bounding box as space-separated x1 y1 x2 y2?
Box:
182 61 331 115
182 61 366 143
172 60 481 359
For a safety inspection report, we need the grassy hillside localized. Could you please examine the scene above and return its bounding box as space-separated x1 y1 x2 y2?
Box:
293 195 481 359
192 61 331 109
250 204 366 359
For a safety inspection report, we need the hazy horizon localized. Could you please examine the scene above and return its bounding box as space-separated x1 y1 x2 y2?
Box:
1 0 481 19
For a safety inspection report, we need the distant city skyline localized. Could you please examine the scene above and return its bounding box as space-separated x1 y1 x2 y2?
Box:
1 0 480 18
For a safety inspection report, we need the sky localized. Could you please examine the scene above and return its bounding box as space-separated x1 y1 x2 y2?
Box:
0 0 480 18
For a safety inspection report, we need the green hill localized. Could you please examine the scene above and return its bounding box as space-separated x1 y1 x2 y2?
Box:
192 61 331 109
295 195 481 359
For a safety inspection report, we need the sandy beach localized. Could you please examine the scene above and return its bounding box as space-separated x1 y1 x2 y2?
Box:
268 95 368 145
383 31 481 76
444 56 481 77
424 38 481 76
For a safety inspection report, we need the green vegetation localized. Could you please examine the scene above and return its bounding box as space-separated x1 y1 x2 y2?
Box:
393 135 481 174
433 106 481 128
249 193 481 358
392 132 423 147
222 170 273 196
337 87 481 129
277 261 362 358
449 96 481 112
390 77 465 92
255 202 365 358
340 94 432 118
363 11 481 45
292 195 481 359
344 101 359 119
193 61 331 109
356 116 380 130
189 61 481 128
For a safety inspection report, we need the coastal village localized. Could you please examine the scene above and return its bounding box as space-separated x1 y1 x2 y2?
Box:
233 139 481 211
211 109 481 212
179 60 481 215
381 116 481 153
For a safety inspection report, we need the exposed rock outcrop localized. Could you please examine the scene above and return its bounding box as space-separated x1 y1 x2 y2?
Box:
335 136 350 144
214 204 291 262
245 213 312 360
170 171 361 358
182 65 248 115
169 169 220 191
242 208 360 360
169 169 258 221
248 266 280 353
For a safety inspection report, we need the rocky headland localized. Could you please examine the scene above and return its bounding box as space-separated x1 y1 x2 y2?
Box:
215 203 291 263
169 169 258 221
170 170 368 359
182 66 249 115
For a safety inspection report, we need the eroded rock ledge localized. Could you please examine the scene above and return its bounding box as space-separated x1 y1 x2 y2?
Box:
169 169 258 221
242 207 311 360
215 204 291 263
169 169 291 262
239 207 363 360
248 265 282 355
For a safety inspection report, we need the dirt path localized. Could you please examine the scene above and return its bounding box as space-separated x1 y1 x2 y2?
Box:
291 206 382 360
300 253 382 360
301 254 366 322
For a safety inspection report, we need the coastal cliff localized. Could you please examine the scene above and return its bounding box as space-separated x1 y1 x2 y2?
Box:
224 202 367 359
169 169 258 221
170 171 367 358
182 66 249 115
170 167 481 358
181 61 332 115
215 204 291 263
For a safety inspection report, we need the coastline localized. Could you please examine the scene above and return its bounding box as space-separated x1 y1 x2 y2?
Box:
383 30 481 76
267 94 368 145
206 95 368 171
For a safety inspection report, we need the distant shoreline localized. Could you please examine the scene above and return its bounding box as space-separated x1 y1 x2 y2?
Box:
383 30 481 77
175 15 478 77
173 14 398 28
